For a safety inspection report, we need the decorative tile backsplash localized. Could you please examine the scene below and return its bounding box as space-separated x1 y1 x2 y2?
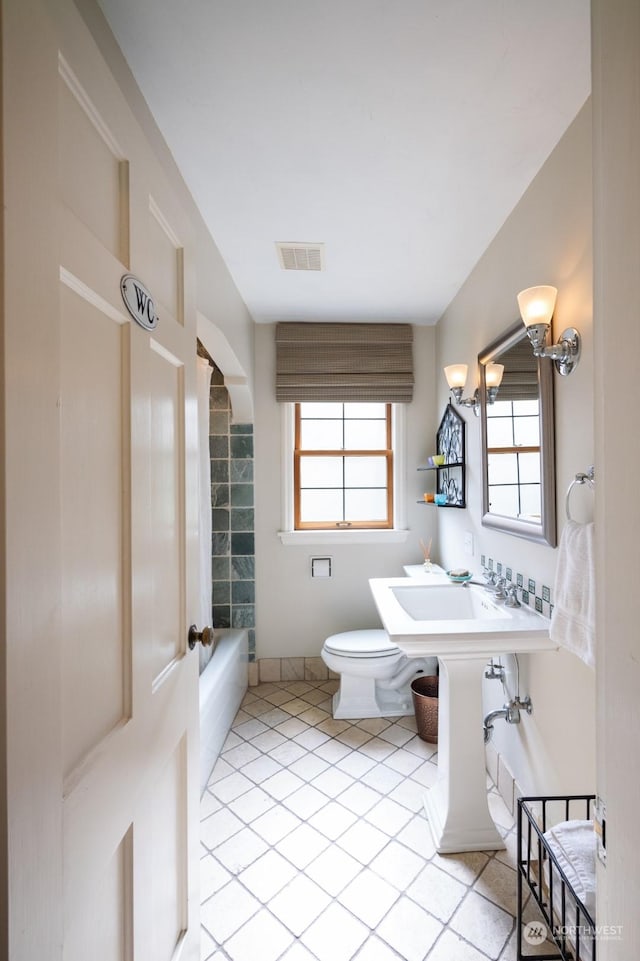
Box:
205 354 256 661
481 553 554 619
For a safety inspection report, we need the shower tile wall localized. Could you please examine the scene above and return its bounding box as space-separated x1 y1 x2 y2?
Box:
209 362 256 661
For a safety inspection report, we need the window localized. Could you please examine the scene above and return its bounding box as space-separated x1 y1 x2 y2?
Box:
486 398 541 520
294 402 393 530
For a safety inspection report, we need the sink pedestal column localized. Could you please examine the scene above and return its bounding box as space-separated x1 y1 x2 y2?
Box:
423 654 505 854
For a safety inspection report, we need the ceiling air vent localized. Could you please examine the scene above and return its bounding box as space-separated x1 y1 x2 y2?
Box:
276 242 325 271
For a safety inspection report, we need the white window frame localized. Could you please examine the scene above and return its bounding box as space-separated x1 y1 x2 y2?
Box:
278 403 410 545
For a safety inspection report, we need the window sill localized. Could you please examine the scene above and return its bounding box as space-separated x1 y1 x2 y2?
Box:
277 529 411 546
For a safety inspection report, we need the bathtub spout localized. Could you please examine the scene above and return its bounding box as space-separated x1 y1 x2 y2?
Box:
483 696 533 743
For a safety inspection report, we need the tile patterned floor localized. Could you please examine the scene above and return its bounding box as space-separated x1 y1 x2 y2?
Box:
200 680 543 961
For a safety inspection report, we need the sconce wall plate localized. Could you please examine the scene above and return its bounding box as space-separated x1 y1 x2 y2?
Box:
554 327 581 376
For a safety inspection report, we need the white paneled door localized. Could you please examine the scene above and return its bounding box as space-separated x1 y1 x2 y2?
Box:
4 1 201 958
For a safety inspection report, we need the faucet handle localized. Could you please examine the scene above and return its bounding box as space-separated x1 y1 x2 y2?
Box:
494 577 508 599
504 584 521 608
483 569 497 586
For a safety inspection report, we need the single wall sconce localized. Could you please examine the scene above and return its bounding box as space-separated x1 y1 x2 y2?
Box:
517 285 581 376
444 362 504 416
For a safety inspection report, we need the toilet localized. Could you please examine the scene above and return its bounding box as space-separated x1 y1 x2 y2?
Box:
321 629 437 719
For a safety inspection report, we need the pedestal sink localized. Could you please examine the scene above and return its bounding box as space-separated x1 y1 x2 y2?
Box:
369 575 558 853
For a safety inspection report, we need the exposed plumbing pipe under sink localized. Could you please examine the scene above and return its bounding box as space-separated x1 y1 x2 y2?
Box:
483 696 533 742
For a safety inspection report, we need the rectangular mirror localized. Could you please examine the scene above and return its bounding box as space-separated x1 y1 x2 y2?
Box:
479 321 556 546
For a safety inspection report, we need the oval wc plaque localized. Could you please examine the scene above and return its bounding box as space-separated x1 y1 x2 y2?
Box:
120 274 158 330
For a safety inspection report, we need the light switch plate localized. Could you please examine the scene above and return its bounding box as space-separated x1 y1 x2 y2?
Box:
464 531 474 556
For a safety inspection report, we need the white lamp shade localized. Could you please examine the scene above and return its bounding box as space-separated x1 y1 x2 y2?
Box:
485 363 504 388
444 364 468 389
517 286 557 327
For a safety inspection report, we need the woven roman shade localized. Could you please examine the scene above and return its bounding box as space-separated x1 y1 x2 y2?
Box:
496 339 539 402
275 322 414 403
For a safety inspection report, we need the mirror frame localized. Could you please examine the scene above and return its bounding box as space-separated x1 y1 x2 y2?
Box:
478 320 557 546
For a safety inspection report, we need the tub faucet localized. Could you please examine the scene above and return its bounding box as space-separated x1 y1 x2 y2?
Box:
483 696 533 743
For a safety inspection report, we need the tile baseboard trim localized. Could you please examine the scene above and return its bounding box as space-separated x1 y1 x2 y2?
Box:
252 656 338 685
485 740 524 815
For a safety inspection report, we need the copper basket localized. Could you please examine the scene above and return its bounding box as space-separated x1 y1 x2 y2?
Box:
411 675 439 743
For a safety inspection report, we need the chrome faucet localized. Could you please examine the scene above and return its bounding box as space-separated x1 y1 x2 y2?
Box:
483 569 498 589
504 584 521 608
483 696 533 742
493 577 508 599
480 569 507 597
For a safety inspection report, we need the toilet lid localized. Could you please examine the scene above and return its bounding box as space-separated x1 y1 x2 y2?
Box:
324 629 399 658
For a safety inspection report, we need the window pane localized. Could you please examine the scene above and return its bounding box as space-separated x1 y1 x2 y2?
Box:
344 489 387 521
488 485 519 516
299 402 343 419
299 456 343 488
487 417 514 447
513 400 539 417
344 419 387 450
487 400 513 418
513 416 540 447
344 456 387 487
488 453 518 485
520 484 541 519
300 489 343 522
300 419 343 449
344 403 387 419
519 452 541 484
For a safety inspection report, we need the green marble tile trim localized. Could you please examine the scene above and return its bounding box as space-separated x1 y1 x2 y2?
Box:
205 362 255 658
231 482 253 506
230 434 253 459
231 508 254 532
232 581 255 604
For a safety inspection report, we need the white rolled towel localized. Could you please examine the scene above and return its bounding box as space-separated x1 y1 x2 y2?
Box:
550 520 595 668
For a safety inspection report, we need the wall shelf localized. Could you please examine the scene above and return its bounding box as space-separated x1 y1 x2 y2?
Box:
418 404 466 508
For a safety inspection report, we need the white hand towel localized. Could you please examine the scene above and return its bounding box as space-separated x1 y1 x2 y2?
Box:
550 520 595 668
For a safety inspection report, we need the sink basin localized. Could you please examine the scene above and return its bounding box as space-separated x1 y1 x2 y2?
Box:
369 577 556 656
391 583 509 622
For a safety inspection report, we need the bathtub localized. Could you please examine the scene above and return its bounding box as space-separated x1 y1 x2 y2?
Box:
199 628 249 794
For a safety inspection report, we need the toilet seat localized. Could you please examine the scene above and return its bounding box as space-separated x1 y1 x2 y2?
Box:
322 628 436 719
323 629 399 658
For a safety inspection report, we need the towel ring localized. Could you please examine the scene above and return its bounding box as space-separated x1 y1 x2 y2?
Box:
565 466 595 522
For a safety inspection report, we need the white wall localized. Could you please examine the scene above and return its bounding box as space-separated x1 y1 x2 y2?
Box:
436 102 596 796
254 324 441 657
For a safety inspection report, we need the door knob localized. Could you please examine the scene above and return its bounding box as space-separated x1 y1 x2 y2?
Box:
188 624 215 651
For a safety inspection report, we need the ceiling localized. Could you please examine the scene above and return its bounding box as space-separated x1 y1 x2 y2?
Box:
97 0 590 326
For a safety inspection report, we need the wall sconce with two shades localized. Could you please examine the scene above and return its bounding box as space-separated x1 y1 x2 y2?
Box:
443 362 504 417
